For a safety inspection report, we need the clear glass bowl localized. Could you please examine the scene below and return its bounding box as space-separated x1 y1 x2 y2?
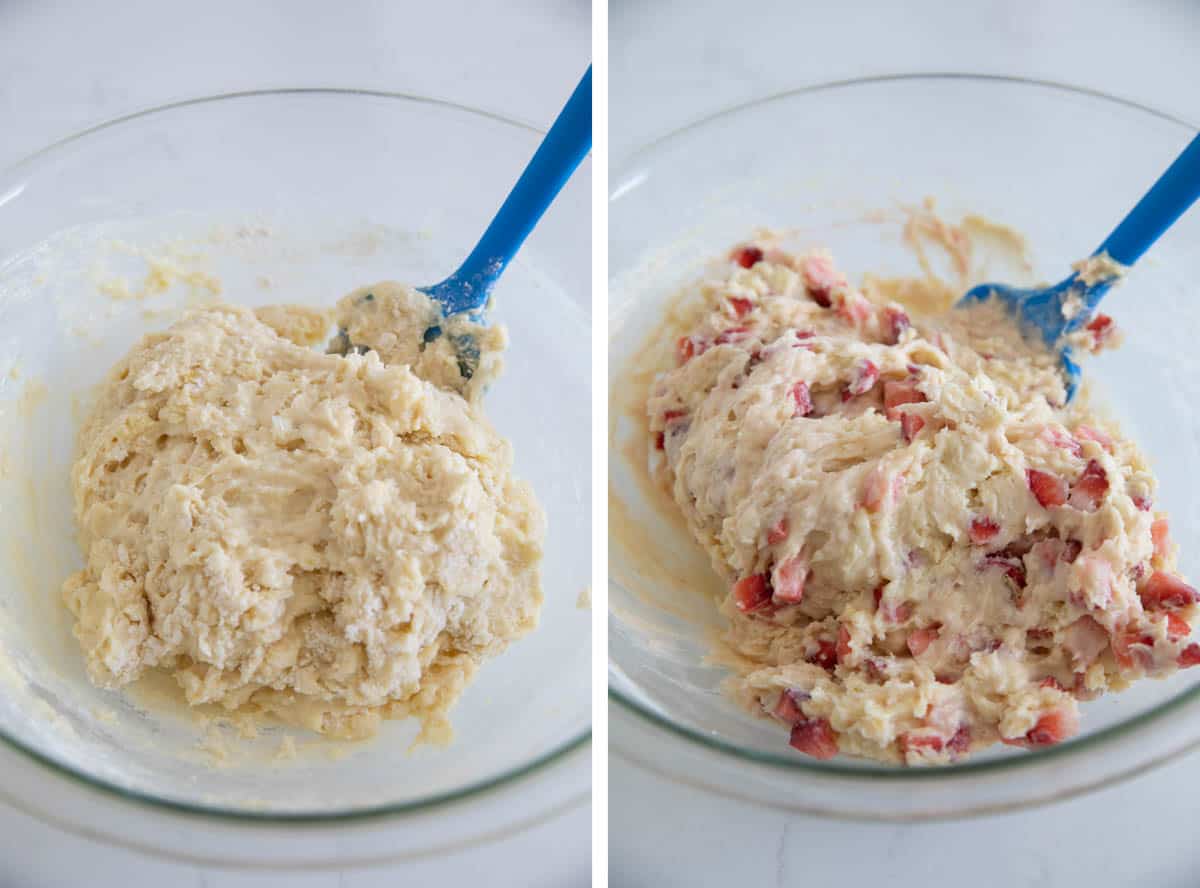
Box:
609 74 1200 819
0 89 590 854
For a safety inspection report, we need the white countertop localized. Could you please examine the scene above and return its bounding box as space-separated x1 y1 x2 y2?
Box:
609 1 1200 886
0 1 590 885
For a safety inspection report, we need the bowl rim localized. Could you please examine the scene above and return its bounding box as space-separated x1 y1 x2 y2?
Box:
0 86 591 824
608 71 1200 782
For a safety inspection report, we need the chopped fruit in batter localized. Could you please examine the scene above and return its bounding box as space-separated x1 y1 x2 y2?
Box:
646 243 1196 765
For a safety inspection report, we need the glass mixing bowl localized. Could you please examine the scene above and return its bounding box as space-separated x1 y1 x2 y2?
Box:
0 89 590 856
609 74 1200 819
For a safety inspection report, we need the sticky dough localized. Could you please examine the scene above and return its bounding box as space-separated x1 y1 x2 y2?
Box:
64 282 543 740
648 245 1197 764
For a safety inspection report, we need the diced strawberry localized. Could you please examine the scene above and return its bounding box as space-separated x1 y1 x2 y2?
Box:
900 412 925 443
713 325 750 346
662 409 687 423
946 724 972 757
1027 469 1067 508
808 638 838 671
773 689 805 724
907 626 939 657
1063 615 1109 667
842 359 879 401
1084 313 1116 349
767 516 789 545
1040 676 1066 691
654 431 665 450
676 336 697 365
1166 611 1191 642
859 466 890 513
837 294 872 326
1151 519 1170 564
733 246 764 269
1041 426 1083 458
898 733 944 756
727 296 754 318
1068 460 1109 511
981 555 1027 590
883 378 925 420
883 306 911 344
1112 627 1156 670
1075 424 1114 452
771 556 808 605
1180 643 1200 668
732 574 772 612
788 718 839 760
1003 708 1079 748
801 254 842 308
968 516 1000 545
836 624 852 663
1140 571 1200 610
1133 495 1153 511
793 329 815 341
790 381 814 417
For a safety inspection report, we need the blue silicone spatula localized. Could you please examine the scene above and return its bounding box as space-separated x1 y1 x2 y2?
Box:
419 66 592 371
960 132 1200 401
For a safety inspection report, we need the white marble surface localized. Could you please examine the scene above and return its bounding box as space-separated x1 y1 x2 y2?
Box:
0 1 590 885
609 1 1200 885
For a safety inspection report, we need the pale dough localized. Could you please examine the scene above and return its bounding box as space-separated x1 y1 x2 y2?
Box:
64 283 543 740
648 244 1197 764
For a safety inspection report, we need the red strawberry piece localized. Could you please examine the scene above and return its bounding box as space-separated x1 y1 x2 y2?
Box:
733 574 773 612
788 718 839 760
1139 571 1200 610
713 325 750 346
1112 627 1156 670
883 306 911 344
728 296 754 318
808 638 838 671
771 556 808 605
859 466 890 512
790 381 814 417
883 378 925 420
907 626 939 657
900 412 925 442
842 359 879 401
1166 611 1191 642
1027 469 1068 508
676 336 697 365
1180 643 1200 668
767 516 789 545
1063 615 1109 667
898 733 944 756
1003 708 1079 748
1085 313 1116 349
793 329 815 341
1040 676 1066 691
773 689 806 724
654 431 665 450
1068 460 1109 511
946 724 972 757
968 516 1000 545
733 245 764 269
837 295 872 326
1042 426 1083 457
836 624 852 663
1151 519 1170 564
801 254 842 308
662 409 687 423
1075 424 1114 452
1133 495 1153 511
981 555 1027 590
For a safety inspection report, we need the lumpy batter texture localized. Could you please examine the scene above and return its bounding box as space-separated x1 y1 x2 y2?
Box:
64 284 543 740
647 244 1198 764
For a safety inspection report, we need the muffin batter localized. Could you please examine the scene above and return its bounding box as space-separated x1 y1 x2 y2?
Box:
64 283 543 740
647 244 1198 764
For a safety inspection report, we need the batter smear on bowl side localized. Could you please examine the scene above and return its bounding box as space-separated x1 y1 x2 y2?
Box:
646 242 1198 765
64 283 544 741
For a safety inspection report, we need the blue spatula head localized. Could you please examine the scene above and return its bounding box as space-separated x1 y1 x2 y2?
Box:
959 270 1116 403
